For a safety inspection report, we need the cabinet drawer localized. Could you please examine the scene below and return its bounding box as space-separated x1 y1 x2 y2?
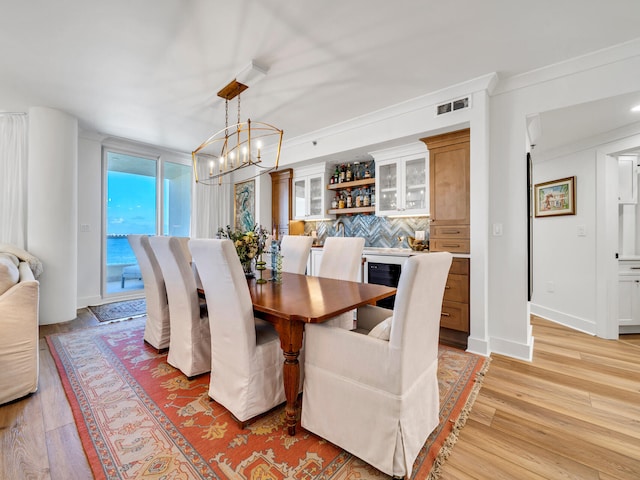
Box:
450 257 469 275
430 239 470 253
444 274 469 303
441 301 469 332
431 225 470 239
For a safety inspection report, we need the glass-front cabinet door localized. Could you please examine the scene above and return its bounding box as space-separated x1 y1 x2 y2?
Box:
294 178 307 219
377 162 398 213
293 163 333 220
402 157 428 215
308 175 324 217
372 143 429 217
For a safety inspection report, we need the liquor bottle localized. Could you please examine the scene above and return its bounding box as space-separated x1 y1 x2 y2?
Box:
346 163 352 182
334 164 340 183
363 188 370 207
338 193 345 209
355 189 362 208
339 164 345 183
346 191 352 208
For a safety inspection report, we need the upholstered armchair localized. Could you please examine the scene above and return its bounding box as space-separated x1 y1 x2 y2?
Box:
302 252 453 478
0 253 40 404
280 235 313 274
128 235 171 351
149 236 211 377
315 236 365 329
189 238 286 424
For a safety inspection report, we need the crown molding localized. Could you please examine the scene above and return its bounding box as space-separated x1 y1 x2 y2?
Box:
493 38 640 96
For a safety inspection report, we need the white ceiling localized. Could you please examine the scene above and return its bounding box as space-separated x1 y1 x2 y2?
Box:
533 91 640 156
2 0 640 153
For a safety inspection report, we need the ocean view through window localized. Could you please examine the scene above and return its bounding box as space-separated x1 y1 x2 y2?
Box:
105 151 191 295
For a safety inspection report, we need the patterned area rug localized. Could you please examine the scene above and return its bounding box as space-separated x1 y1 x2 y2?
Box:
47 318 489 480
88 299 147 322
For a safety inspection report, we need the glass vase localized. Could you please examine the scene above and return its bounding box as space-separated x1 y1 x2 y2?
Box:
241 259 254 278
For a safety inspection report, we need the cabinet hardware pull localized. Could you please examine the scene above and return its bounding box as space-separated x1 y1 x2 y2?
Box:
442 244 460 248
443 230 461 234
441 312 450 317
445 285 451 289
631 267 640 270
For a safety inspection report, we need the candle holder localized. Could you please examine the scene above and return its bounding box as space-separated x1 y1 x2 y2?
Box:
256 254 267 284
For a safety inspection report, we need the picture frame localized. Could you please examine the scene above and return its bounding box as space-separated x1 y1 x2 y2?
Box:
234 179 256 231
534 176 576 217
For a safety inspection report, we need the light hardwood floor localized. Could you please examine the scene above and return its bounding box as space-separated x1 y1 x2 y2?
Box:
1 314 639 479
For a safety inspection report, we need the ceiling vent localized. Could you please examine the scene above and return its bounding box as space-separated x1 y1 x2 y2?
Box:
436 96 471 116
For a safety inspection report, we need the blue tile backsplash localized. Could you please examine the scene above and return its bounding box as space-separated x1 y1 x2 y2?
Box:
303 215 429 248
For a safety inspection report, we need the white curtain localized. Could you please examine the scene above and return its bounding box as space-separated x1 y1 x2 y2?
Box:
194 159 232 238
0 113 28 248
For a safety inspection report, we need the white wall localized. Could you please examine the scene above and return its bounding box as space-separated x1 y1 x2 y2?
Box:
530 149 597 333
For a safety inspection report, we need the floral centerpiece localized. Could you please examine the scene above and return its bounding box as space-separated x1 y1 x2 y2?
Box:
217 224 269 277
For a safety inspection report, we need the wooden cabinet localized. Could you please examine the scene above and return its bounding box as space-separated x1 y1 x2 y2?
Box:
270 168 292 240
421 129 470 253
440 257 470 348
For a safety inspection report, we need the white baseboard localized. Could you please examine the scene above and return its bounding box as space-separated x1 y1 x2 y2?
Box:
529 303 596 336
466 336 490 357
489 335 534 361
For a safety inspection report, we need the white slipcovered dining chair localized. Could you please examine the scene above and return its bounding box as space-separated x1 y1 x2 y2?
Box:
316 236 365 329
188 238 286 424
280 235 313 274
128 235 170 351
149 236 211 377
302 252 453 479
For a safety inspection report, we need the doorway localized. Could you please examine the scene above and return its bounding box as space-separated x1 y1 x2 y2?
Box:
528 91 640 340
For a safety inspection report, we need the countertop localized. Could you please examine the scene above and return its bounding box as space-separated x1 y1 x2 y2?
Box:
311 245 470 258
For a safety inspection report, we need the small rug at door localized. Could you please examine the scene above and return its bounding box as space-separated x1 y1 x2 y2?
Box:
47 318 489 480
88 298 146 322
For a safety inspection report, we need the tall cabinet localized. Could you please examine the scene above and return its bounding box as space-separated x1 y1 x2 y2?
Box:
422 129 470 254
270 168 292 240
421 129 470 349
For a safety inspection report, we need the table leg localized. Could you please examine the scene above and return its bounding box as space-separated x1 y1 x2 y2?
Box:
273 318 305 436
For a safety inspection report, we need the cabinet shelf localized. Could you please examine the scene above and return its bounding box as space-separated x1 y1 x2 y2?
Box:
327 178 375 190
327 206 375 215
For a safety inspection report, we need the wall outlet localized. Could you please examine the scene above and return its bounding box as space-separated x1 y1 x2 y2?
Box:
414 230 425 241
80 224 90 232
492 223 503 236
577 225 586 236
546 281 555 293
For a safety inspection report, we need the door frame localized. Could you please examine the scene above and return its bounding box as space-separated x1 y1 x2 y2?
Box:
597 133 640 339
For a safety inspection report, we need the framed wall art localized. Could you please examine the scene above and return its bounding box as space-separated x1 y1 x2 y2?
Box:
234 179 256 231
534 176 576 217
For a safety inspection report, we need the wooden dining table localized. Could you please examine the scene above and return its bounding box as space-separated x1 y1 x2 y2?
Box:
232 272 396 435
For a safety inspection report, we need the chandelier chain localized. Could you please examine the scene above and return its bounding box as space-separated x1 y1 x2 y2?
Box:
224 98 229 136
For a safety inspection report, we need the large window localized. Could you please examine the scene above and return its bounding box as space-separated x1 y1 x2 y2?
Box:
104 150 191 296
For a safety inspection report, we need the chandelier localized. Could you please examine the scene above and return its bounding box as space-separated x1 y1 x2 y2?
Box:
192 64 283 185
